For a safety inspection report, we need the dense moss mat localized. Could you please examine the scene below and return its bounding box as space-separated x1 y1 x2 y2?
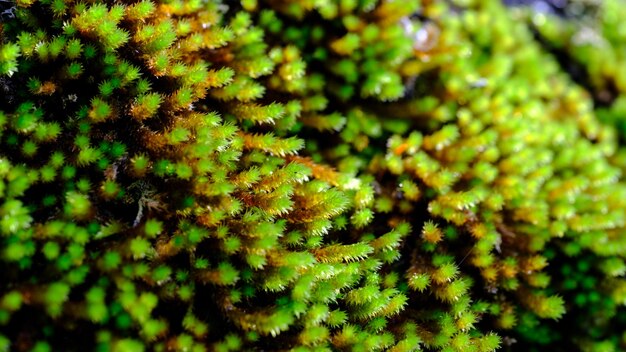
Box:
1 0 626 351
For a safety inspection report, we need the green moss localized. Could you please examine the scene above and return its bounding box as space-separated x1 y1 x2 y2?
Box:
1 0 626 351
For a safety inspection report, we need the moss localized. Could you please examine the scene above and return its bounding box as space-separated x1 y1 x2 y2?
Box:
0 0 626 351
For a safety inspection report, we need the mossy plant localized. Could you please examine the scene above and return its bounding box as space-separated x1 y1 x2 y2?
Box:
1 0 626 351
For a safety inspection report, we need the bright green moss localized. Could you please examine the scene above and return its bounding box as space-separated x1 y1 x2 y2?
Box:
0 0 626 351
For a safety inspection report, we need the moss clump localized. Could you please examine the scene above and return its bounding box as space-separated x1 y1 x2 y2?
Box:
1 0 626 351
